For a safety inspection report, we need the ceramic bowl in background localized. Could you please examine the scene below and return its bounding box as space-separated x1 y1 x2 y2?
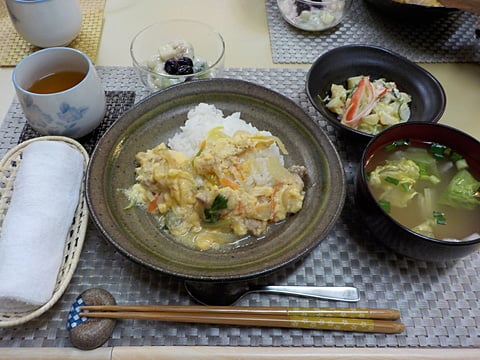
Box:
12 47 106 139
130 19 225 91
305 44 446 140
355 122 480 262
277 0 352 31
86 78 346 281
364 0 458 20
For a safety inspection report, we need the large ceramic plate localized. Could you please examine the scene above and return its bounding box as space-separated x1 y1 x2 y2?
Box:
86 79 346 281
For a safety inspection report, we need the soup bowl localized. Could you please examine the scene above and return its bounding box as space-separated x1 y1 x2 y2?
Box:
355 122 480 262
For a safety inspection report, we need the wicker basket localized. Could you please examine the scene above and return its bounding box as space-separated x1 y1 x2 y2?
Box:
0 136 89 327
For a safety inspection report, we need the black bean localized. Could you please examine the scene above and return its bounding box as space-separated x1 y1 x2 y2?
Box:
177 65 194 75
177 56 194 67
164 58 179 75
295 2 310 14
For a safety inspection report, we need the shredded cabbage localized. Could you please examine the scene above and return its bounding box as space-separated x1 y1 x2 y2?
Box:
368 158 420 208
412 219 436 238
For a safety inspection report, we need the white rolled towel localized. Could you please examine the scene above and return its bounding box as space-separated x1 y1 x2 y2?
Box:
0 141 84 312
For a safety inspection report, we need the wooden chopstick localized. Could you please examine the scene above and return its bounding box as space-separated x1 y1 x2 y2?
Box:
80 305 400 320
79 306 404 334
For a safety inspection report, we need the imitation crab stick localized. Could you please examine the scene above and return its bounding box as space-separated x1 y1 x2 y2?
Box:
341 76 388 128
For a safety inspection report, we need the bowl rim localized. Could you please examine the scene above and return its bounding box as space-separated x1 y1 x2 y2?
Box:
305 44 447 138
359 121 480 246
129 19 225 80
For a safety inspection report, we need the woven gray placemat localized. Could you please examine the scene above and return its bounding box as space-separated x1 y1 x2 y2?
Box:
266 0 480 63
0 67 479 348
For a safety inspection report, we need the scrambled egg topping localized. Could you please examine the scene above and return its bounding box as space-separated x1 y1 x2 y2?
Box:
126 128 306 250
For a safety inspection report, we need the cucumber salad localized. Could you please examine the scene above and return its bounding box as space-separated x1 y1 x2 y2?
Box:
324 75 412 135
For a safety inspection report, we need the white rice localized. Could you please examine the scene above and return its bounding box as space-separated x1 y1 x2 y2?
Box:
168 103 284 164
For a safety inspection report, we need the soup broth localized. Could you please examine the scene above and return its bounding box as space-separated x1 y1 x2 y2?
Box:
366 140 480 241
27 70 86 94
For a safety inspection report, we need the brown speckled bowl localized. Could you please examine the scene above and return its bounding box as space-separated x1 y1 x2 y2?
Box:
86 78 346 281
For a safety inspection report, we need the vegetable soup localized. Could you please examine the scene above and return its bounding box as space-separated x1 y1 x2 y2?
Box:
365 139 480 241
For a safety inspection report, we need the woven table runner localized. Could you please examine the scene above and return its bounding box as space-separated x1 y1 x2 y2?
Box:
266 0 480 64
0 0 105 67
0 67 479 348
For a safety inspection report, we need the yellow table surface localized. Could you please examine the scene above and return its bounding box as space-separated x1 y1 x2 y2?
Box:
0 1 479 358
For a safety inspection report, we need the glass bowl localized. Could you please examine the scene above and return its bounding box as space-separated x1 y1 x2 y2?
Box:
130 19 225 91
277 0 352 31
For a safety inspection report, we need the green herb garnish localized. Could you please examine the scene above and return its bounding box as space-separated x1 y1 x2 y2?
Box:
385 176 400 185
384 139 410 152
204 194 228 223
450 152 463 163
433 211 446 225
379 200 391 213
400 182 411 192
429 143 451 159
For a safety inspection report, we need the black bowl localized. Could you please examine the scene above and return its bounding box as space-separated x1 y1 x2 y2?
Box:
355 122 480 262
306 44 446 140
364 0 458 20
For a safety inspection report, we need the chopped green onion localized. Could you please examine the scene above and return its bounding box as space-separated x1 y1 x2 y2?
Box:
385 176 400 185
204 194 228 223
451 152 463 162
194 147 204 157
429 143 451 159
379 200 391 213
433 211 446 225
400 182 411 192
384 139 410 152
417 163 429 179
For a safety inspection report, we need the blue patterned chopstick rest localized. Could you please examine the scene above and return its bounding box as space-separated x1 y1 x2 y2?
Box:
67 296 88 331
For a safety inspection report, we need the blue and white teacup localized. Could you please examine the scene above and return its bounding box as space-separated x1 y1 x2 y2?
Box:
12 47 106 139
5 0 82 48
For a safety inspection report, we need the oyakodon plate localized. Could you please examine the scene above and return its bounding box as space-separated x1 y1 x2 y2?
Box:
86 78 346 281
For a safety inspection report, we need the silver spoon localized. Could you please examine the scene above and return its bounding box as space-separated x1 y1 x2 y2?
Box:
184 281 360 306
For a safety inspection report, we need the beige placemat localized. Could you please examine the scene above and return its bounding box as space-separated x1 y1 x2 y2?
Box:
0 0 105 67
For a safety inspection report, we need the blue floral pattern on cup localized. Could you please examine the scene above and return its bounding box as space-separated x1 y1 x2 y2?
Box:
20 93 89 137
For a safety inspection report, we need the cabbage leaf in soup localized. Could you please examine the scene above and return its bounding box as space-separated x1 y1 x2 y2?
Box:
368 157 419 208
439 169 480 210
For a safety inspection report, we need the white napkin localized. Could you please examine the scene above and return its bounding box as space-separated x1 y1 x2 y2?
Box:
0 141 84 312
